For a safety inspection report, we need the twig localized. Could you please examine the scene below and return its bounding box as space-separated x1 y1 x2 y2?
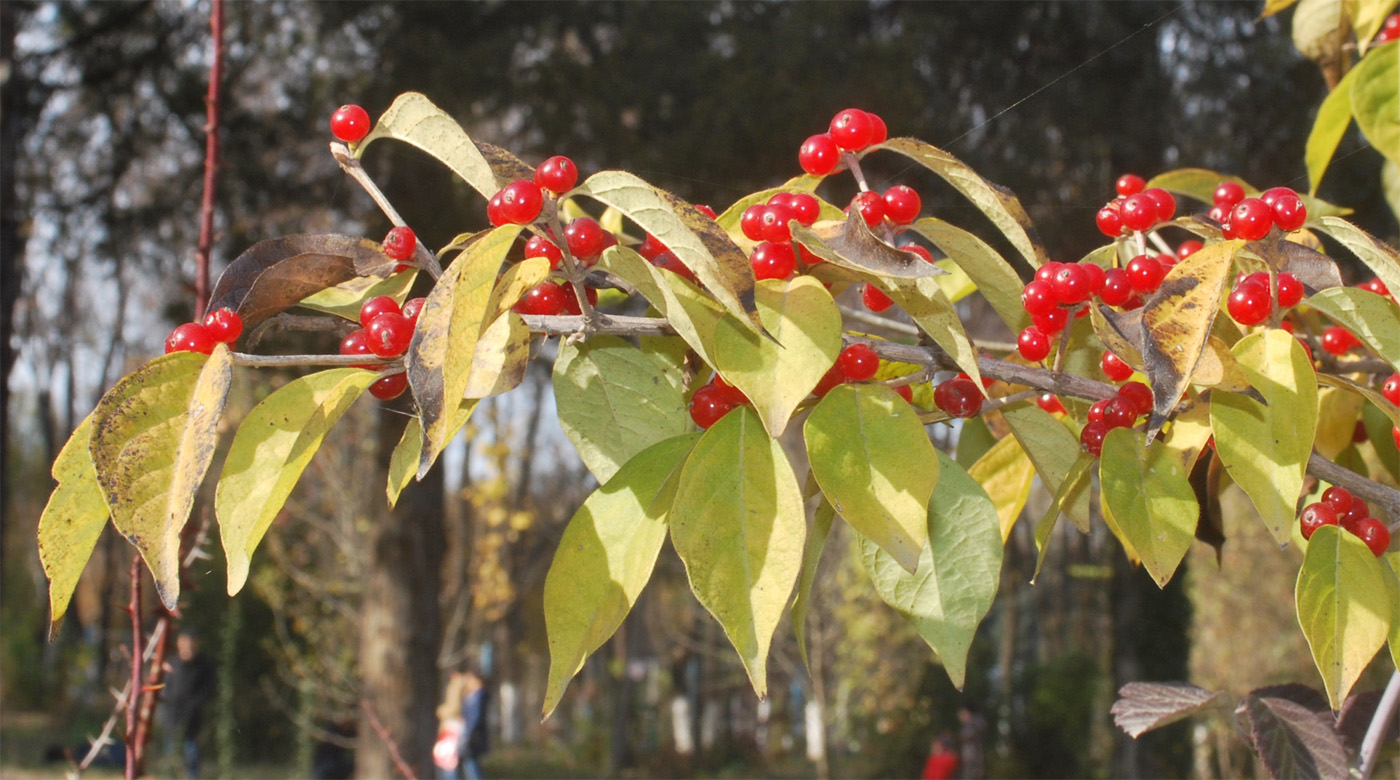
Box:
1359 671 1400 779
838 306 921 337
230 351 402 369
360 699 416 780
192 0 223 321
125 557 142 780
1309 454 1400 530
331 144 444 280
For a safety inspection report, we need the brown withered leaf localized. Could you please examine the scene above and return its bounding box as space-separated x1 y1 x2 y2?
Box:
475 140 537 188
794 211 945 280
208 235 387 329
1256 235 1344 292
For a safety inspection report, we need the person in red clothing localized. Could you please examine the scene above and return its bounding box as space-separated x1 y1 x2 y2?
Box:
921 732 959 780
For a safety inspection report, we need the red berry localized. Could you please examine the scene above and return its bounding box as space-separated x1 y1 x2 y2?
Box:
495 180 544 225
710 375 749 407
862 283 895 312
339 329 375 369
690 384 737 429
359 296 401 328
849 191 886 227
165 323 216 355
1359 278 1391 297
1354 420 1370 443
1034 262 1062 285
1120 194 1159 232
1231 198 1274 241
751 241 797 281
202 308 243 344
1100 351 1134 382
778 192 821 226
829 108 875 151
882 185 922 225
1177 240 1203 259
1321 325 1357 356
1143 188 1176 222
534 155 579 194
1082 263 1107 296
902 244 935 264
1087 399 1110 425
559 284 598 316
564 218 608 262
1021 280 1059 317
1115 174 1146 196
1051 264 1093 305
1100 268 1134 307
865 112 888 145
1017 327 1052 362
837 343 880 381
1276 273 1304 308
1096 203 1124 237
1117 381 1154 416
1340 498 1370 529
1102 396 1139 429
759 203 796 242
894 384 914 403
365 312 413 357
1037 393 1066 414
933 377 983 418
1322 486 1354 514
1213 181 1246 207
513 281 568 316
382 226 417 262
329 104 371 143
1032 307 1069 336
1355 518 1391 557
1126 255 1165 293
740 205 768 242
1381 373 1400 406
1265 188 1307 231
369 372 408 401
402 297 426 325
798 134 841 176
1080 420 1110 457
1299 503 1338 540
813 364 845 398
651 250 695 281
524 235 564 269
1208 203 1231 225
1227 282 1273 326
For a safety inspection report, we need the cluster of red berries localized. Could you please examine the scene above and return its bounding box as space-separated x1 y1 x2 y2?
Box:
741 192 822 280
165 308 244 355
1079 381 1154 457
1207 182 1307 241
1299 486 1391 556
1374 13 1399 44
338 295 425 400
689 374 750 429
1095 175 1178 237
1226 270 1304 326
797 108 888 176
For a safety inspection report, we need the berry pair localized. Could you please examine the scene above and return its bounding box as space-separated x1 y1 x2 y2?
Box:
689 374 750 429
165 308 244 355
1095 176 1177 237
1079 381 1153 457
1208 184 1307 240
1299 486 1391 556
847 185 922 229
1225 271 1304 326
798 108 888 176
487 155 580 227
933 374 984 418
512 281 597 317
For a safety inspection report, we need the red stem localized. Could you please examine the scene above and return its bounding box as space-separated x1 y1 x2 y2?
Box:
193 0 224 321
360 700 417 780
126 556 142 780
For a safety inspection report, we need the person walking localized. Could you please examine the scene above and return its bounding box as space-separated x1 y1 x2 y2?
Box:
158 630 215 779
457 669 490 780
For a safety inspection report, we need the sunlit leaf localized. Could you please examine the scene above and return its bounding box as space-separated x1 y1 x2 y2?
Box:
1003 405 1091 533
355 92 508 198
553 335 691 484
386 417 422 508
1261 0 1301 17
1305 61 1358 194
669 407 805 697
858 451 1002 690
90 347 233 609
483 258 551 322
217 369 375 595
905 217 1031 332
1306 286 1400 372
876 275 983 386
463 313 531 399
298 269 418 321
1146 168 1256 204
1111 682 1221 738
1315 387 1366 460
1354 0 1400 53
37 413 107 636
967 434 1035 542
1031 452 1095 583
1351 41 1400 167
1384 553 1400 672
1316 373 1400 429
598 246 725 365
1210 331 1318 545
1099 428 1199 588
792 499 835 674
1295 525 1392 709
1293 0 1349 87
542 433 700 719
715 276 842 437
806 385 937 573
1315 216 1400 297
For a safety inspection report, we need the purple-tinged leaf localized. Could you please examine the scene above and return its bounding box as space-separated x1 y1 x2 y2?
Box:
207 234 387 330
1236 693 1348 780
1111 682 1221 738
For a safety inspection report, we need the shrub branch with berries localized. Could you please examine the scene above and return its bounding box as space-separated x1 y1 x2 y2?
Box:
36 88 1400 720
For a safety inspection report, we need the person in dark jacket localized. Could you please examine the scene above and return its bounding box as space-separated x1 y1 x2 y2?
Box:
457 669 490 780
158 630 215 779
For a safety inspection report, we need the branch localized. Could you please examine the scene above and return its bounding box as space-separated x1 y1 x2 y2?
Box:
229 352 402 370
331 144 444 280
125 557 142 780
1360 672 1400 780
359 699 416 780
1308 455 1400 528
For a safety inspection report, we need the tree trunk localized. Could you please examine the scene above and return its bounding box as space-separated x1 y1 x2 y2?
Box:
357 413 445 779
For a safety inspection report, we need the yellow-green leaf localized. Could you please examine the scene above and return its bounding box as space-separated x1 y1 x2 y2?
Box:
669 406 805 697
905 217 1031 332
1384 553 1400 672
387 417 422 508
1351 41 1400 167
805 385 938 572
408 224 521 478
1354 0 1400 53
217 368 375 595
1146 169 1256 205
857 451 1003 690
355 92 505 198
792 498 835 674
298 270 418 320
715 276 842 437
597 246 725 365
553 335 691 484
484 257 551 322
1315 216 1400 297
37 413 108 635
1099 428 1199 588
1031 451 1095 583
542 433 700 719
1307 286 1400 372
1317 372 1400 429
1210 331 1318 544
1296 525 1392 709
1316 387 1367 459
90 347 233 609
1004 405 1093 533
1262 0 1301 17
463 313 531 399
967 433 1035 542
1305 61 1359 193
876 275 983 386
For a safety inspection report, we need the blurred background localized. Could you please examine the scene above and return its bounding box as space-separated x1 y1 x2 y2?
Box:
3 1 1397 778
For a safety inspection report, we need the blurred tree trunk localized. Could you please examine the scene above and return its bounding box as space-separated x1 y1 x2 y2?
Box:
0 0 25 565
358 412 445 779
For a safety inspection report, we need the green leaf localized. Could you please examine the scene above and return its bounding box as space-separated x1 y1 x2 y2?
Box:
597 246 725 365
37 413 108 636
876 137 1049 270
463 313 531 399
217 369 375 595
792 498 835 675
1031 452 1095 583
857 451 1002 690
1351 42 1400 168
805 385 938 572
967 433 1035 542
1295 525 1392 709
1317 373 1400 429
1383 553 1400 672
578 170 757 329
905 217 1031 332
1099 428 1199 588
408 224 521 478
1305 62 1359 193
1210 331 1318 545
1315 216 1400 297
542 433 700 719
553 335 691 484
1383 159 1400 224
483 258 550 322
355 92 507 198
1306 286 1400 372
1314 387 1366 459
1003 405 1091 533
387 417 422 509
955 414 997 469
875 275 983 386
715 276 843 437
298 270 418 321
90 347 234 609
669 406 805 697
